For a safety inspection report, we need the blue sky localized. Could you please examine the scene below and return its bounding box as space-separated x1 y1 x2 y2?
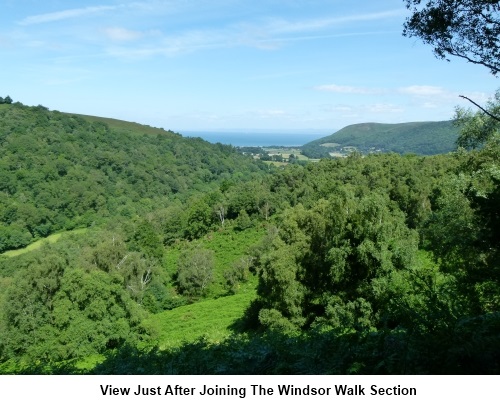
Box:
1 0 498 134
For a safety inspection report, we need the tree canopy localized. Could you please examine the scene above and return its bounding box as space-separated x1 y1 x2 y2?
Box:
403 0 500 75
1 93 500 373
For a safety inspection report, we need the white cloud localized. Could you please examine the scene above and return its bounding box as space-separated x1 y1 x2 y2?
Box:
398 86 491 106
267 9 405 34
322 102 404 121
460 91 491 105
325 104 359 118
102 27 144 42
106 28 233 58
232 10 404 51
398 85 449 97
19 5 119 25
314 84 384 94
97 8 406 58
315 83 490 109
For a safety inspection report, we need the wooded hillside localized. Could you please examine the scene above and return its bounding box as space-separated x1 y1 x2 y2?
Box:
0 99 499 374
0 103 267 253
301 121 459 158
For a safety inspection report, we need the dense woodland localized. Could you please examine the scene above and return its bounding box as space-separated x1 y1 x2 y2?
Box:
0 103 267 252
0 90 499 373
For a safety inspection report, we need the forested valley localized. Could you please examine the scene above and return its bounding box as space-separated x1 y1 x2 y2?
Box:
0 92 499 374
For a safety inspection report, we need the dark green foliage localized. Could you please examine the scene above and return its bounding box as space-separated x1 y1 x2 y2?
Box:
403 0 500 75
129 220 164 260
13 313 499 374
225 180 272 219
302 121 459 157
183 197 214 240
0 242 144 363
1 93 499 374
236 146 267 155
0 96 12 105
0 103 267 253
455 90 500 149
235 209 252 231
265 152 456 232
253 192 419 331
424 93 500 315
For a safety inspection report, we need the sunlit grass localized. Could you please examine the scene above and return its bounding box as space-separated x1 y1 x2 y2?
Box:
164 226 265 297
143 288 256 349
1 228 88 258
144 226 264 348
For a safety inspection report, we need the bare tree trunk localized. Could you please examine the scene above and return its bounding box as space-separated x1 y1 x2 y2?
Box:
215 204 225 227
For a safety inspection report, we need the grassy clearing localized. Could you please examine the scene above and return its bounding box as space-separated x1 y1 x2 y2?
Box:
0 288 258 372
263 147 303 156
1 229 88 258
147 225 265 348
164 226 265 297
147 250 440 354
261 147 316 164
143 288 256 349
263 147 309 159
264 161 289 167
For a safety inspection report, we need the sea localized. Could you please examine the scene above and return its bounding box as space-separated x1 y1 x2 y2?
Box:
179 130 331 147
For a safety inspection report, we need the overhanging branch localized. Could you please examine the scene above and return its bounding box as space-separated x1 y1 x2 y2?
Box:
459 95 500 122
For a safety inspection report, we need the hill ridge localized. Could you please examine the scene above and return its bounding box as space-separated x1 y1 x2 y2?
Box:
301 120 459 157
0 103 267 253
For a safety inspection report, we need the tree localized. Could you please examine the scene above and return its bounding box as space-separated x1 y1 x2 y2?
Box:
0 248 143 362
421 91 500 315
214 203 226 227
130 219 164 260
176 247 214 297
253 191 419 332
235 209 252 230
403 0 500 75
455 90 500 149
224 256 252 294
184 198 213 240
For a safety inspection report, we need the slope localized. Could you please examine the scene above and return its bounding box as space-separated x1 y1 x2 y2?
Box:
301 120 459 158
0 103 267 253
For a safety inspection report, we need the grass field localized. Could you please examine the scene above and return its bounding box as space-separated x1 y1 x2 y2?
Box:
1 229 88 258
164 226 265 295
261 147 318 166
143 288 256 349
263 147 309 160
146 226 264 348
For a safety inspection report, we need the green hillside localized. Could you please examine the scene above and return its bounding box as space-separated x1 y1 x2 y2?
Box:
302 120 459 158
1 98 499 375
0 102 267 253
